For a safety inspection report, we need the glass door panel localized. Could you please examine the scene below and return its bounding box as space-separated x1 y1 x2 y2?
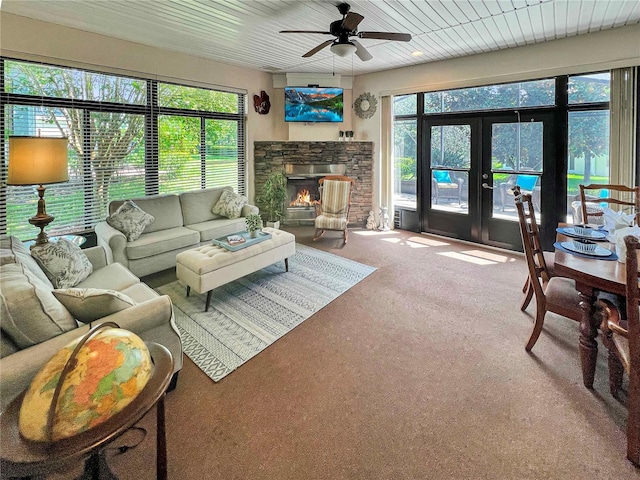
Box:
482 113 558 250
490 121 543 222
430 124 471 214
422 118 480 242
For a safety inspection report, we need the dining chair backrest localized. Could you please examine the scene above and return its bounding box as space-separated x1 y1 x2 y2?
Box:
579 183 640 226
515 191 550 298
624 234 640 464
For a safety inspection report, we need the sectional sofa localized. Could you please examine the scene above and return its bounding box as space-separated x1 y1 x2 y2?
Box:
0 236 183 410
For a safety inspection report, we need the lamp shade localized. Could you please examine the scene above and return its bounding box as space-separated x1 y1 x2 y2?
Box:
331 42 357 57
8 136 69 185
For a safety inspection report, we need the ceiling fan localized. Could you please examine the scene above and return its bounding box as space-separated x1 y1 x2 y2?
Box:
279 2 412 61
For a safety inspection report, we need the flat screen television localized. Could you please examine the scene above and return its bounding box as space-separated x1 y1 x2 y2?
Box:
284 87 344 123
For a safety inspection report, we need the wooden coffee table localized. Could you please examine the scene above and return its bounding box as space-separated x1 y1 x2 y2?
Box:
0 343 174 480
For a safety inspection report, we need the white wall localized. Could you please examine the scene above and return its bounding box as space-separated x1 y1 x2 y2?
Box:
3 11 639 212
0 12 278 202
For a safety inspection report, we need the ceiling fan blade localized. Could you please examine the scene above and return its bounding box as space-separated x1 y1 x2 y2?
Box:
302 40 334 58
280 30 332 35
341 12 364 31
352 40 372 61
358 32 412 42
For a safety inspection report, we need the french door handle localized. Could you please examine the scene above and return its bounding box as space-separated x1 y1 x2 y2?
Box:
482 182 494 190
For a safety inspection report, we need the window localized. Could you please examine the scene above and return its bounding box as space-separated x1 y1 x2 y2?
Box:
424 78 555 113
393 95 417 209
566 72 611 220
1 58 245 240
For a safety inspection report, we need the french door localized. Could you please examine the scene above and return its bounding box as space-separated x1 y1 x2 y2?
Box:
421 112 561 250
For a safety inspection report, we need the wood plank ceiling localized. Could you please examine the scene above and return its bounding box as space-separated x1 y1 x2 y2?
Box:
3 0 640 75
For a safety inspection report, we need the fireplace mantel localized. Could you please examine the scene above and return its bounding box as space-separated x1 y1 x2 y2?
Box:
254 141 373 226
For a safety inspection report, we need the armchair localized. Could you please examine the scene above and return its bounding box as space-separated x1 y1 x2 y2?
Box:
313 175 354 244
431 170 464 205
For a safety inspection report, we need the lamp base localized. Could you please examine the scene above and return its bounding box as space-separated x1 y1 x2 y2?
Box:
28 184 55 248
29 213 54 248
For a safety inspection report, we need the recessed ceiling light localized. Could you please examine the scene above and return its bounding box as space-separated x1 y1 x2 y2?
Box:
411 51 424 57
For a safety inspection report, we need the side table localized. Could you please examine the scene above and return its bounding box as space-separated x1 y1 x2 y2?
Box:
0 343 173 480
23 235 87 249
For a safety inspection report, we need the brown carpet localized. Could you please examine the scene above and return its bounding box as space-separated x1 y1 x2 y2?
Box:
53 227 639 479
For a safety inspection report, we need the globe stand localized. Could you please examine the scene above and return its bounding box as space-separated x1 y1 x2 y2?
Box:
77 450 118 480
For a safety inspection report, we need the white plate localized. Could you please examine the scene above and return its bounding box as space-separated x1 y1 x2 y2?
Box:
560 241 613 257
561 227 607 239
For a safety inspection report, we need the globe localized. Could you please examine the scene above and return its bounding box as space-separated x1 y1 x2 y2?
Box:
19 327 152 442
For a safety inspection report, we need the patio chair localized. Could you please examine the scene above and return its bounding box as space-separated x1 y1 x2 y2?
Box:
597 234 640 466
313 175 355 245
500 174 540 211
431 170 463 205
579 183 640 226
515 191 582 351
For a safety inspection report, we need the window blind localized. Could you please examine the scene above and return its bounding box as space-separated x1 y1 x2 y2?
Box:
1 58 245 240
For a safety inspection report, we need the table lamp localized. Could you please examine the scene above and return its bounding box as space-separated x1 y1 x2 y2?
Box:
7 136 69 247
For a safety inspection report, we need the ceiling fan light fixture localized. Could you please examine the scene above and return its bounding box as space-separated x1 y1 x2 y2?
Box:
331 42 357 57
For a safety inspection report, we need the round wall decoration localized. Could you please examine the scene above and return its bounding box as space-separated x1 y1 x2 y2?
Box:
354 92 377 119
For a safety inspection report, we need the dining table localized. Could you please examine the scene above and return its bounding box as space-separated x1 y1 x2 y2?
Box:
553 224 627 389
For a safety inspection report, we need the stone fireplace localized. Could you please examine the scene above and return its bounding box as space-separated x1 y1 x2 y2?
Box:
254 141 373 226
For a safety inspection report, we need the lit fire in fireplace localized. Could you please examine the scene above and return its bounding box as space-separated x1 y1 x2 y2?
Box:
290 189 320 207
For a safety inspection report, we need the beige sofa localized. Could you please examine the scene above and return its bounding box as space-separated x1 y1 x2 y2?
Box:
95 187 259 277
0 236 183 410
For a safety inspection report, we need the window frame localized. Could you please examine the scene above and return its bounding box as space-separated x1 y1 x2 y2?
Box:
1 57 246 239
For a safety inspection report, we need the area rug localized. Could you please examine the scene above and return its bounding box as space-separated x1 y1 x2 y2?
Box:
156 244 376 382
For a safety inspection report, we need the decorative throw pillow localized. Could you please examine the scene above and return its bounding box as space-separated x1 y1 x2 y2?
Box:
52 288 136 323
211 190 248 219
106 200 155 241
31 239 93 289
0 262 77 349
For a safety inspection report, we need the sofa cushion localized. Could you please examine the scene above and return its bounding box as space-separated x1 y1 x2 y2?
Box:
109 194 183 234
211 190 247 219
52 288 136 323
185 217 249 242
107 200 155 241
31 239 93 289
1 248 16 266
1 334 19 359
0 236 53 288
75 263 140 291
125 227 200 260
120 282 163 304
180 187 230 225
0 262 76 349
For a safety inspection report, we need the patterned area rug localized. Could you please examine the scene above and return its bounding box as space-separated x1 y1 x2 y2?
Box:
156 244 376 382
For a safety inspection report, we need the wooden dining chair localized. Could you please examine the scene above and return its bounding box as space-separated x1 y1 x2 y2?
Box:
515 192 583 351
511 186 557 311
579 184 640 226
597 234 640 465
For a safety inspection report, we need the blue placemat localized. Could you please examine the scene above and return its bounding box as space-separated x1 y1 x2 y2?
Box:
553 242 618 261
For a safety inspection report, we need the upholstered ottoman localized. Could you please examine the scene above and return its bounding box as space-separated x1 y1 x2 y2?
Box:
175 228 296 311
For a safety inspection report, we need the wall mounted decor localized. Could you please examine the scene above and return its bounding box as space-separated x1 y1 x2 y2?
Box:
354 92 377 119
253 91 271 114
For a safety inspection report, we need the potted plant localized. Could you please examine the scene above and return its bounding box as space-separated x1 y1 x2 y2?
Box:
260 172 288 229
245 213 263 238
